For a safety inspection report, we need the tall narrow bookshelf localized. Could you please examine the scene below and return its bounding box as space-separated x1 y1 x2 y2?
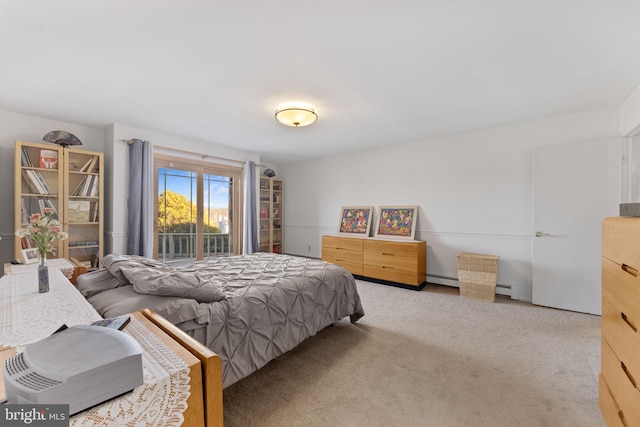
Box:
15 141 64 259
259 176 284 254
63 147 104 268
14 141 104 268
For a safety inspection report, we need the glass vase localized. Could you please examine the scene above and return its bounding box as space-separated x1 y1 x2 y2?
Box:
38 254 49 293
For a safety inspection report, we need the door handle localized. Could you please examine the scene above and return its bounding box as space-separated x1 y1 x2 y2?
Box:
535 231 548 237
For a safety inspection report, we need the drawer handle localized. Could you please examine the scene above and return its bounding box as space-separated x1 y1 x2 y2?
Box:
621 312 638 332
382 252 395 256
382 266 394 269
336 259 346 262
621 263 638 277
618 410 625 426
621 361 637 389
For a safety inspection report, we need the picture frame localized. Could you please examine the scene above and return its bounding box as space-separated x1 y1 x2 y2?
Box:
338 206 374 236
374 206 419 240
21 248 39 264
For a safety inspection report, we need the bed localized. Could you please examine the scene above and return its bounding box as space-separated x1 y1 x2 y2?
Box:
76 253 365 389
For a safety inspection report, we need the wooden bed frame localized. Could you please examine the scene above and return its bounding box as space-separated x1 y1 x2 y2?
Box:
140 309 224 427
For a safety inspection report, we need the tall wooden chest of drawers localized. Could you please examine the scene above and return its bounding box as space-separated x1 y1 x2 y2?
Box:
322 235 426 288
601 217 640 426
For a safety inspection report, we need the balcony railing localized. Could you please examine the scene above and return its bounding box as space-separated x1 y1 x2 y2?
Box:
157 232 231 263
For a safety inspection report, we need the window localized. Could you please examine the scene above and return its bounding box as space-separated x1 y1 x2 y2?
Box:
154 154 242 263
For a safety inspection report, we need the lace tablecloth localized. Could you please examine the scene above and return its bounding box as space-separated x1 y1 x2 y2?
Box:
0 269 101 347
0 272 192 426
5 258 75 281
71 316 191 427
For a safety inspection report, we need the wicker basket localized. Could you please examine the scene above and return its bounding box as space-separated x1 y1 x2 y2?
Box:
456 253 500 302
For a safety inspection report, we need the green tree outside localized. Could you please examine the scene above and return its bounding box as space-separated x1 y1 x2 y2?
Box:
158 190 220 233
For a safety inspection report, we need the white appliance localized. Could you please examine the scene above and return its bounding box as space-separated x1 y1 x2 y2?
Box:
3 325 143 415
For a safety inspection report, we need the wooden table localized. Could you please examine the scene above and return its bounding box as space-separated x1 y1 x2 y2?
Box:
0 270 222 426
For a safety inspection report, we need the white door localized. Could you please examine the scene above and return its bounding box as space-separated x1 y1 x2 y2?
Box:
532 139 620 315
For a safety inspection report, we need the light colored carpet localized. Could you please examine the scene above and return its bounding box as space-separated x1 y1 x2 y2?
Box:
222 281 603 427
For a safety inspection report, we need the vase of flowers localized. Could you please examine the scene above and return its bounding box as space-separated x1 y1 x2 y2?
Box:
15 208 68 293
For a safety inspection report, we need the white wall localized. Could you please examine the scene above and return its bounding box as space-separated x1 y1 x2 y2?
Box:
278 108 621 301
0 109 105 274
106 123 261 255
621 82 640 136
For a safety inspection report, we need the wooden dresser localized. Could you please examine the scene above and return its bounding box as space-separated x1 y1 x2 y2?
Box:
322 235 426 288
601 217 640 426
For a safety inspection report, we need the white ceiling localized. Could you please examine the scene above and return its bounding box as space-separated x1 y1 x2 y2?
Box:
1 1 639 163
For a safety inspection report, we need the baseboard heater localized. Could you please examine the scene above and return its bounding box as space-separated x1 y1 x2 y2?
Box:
427 274 513 298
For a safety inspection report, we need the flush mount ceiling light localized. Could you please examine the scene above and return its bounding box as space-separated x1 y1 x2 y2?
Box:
275 106 318 127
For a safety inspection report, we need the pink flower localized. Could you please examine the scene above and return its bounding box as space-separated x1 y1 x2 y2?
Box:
15 209 67 258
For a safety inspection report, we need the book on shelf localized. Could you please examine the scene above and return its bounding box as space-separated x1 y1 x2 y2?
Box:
21 236 34 249
72 175 98 197
81 175 92 196
21 147 33 167
20 198 29 223
68 200 90 222
39 149 58 169
69 240 98 248
37 198 58 219
32 170 52 194
23 170 51 195
72 176 86 196
89 175 99 197
79 156 98 173
90 202 99 222
78 157 92 172
88 156 99 173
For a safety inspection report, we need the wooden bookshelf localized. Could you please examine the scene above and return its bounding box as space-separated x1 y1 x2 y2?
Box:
14 141 103 266
258 176 284 254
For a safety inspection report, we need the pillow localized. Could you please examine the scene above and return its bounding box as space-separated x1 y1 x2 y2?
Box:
101 254 166 285
120 266 226 303
76 268 125 298
87 285 208 325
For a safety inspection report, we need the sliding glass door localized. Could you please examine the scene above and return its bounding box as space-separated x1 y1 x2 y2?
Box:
154 155 242 263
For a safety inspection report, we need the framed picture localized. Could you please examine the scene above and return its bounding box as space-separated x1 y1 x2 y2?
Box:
21 248 39 264
338 206 374 236
374 206 418 240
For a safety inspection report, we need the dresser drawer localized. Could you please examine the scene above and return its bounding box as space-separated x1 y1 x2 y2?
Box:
324 259 362 276
363 264 422 286
364 239 421 257
322 235 364 252
364 252 417 272
602 257 640 324
322 247 363 265
601 338 640 427
322 251 363 275
602 296 640 376
603 217 640 267
599 374 625 427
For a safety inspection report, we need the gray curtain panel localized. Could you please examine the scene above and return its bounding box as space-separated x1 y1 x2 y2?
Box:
127 139 153 257
242 161 259 254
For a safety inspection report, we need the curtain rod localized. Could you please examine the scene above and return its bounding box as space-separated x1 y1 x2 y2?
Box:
118 139 263 167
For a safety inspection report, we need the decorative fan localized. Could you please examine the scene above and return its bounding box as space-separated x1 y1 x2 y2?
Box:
43 131 83 147
263 168 276 177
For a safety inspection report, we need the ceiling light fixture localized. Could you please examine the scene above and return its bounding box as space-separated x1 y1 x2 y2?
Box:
275 106 318 127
